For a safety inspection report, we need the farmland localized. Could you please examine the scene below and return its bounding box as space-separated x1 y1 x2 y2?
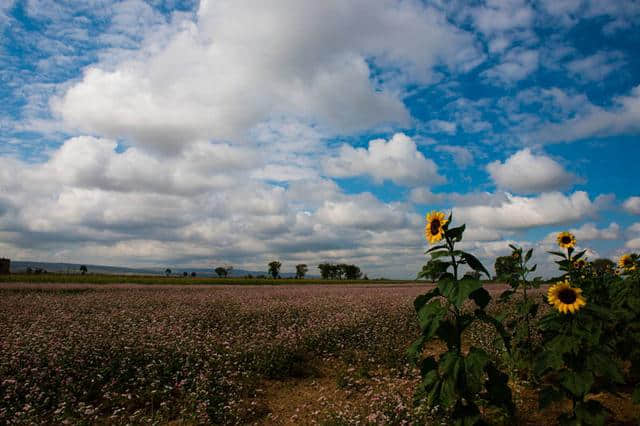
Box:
1 282 638 425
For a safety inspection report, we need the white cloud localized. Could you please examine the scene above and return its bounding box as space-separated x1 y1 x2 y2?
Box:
566 51 626 82
628 223 640 233
409 188 445 204
626 239 640 250
324 133 444 187
487 148 577 193
528 85 640 143
483 48 539 85
51 0 484 154
542 222 619 243
434 145 474 168
455 191 599 230
426 119 457 135
623 197 640 215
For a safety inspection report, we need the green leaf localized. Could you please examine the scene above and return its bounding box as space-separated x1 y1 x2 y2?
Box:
529 263 537 272
430 250 452 260
539 385 563 409
574 400 608 426
633 385 640 404
469 287 491 310
446 224 466 242
464 347 489 394
560 370 594 398
439 352 463 409
426 244 447 254
419 356 438 377
407 336 427 363
525 248 533 262
436 320 458 350
548 250 567 258
586 352 624 384
452 400 481 426
417 300 446 339
572 250 587 261
414 288 441 312
438 277 482 309
484 362 514 415
535 350 563 376
460 252 491 278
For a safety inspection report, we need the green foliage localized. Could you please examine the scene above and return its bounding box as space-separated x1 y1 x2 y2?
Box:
534 245 626 425
410 214 513 425
268 261 282 279
494 255 518 281
295 264 308 279
499 245 542 380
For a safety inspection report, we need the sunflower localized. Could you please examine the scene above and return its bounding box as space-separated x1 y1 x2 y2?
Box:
619 254 636 271
425 211 448 244
557 231 576 249
573 259 587 269
548 280 586 314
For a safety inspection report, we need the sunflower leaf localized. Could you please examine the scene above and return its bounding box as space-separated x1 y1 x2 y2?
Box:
438 277 482 309
425 244 447 254
460 252 490 278
445 224 466 242
525 248 533 262
548 250 567 258
572 250 587 261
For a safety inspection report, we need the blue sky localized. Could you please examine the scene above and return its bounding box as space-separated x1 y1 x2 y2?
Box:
0 0 639 277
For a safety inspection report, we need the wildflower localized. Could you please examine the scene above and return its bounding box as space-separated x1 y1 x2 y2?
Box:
618 254 636 271
425 211 447 244
548 280 586 314
556 231 576 249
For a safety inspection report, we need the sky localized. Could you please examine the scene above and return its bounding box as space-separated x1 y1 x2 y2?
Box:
0 0 639 278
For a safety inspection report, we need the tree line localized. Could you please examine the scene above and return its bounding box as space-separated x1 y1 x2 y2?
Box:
207 261 364 280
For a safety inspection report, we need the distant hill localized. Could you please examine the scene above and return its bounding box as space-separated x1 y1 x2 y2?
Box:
8 260 300 278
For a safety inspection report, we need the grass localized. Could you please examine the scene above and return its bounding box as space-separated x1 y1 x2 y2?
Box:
0 273 414 285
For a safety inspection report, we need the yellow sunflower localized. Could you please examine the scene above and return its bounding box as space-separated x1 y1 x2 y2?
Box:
619 254 636 271
573 259 587 269
548 280 586 314
425 211 448 244
557 231 576 249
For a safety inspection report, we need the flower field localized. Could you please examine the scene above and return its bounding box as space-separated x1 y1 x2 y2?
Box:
0 278 638 423
0 283 431 424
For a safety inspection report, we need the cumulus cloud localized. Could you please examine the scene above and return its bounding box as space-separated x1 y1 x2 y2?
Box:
483 48 539 85
486 148 577 193
51 0 484 154
324 133 444 187
623 197 640 215
409 188 445 204
455 191 599 230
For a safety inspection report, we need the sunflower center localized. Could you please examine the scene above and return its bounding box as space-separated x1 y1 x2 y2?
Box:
430 219 441 235
558 288 577 304
623 258 632 266
561 236 571 244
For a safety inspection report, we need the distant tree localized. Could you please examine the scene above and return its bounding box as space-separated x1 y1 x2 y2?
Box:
295 264 308 279
165 268 172 277
26 267 33 274
268 261 281 279
318 263 332 280
183 271 188 277
80 265 88 275
215 267 228 278
494 255 518 280
343 264 362 280
592 258 615 274
329 264 341 279
417 259 448 282
363 274 369 280
191 272 196 277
